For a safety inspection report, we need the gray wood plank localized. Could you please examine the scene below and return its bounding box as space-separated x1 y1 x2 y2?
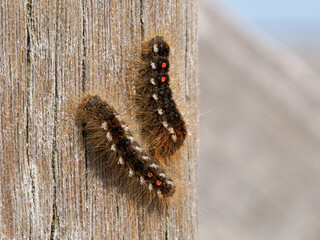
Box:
0 1 198 239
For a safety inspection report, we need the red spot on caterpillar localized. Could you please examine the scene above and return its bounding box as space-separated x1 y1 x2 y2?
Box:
148 172 153 178
161 76 166 83
156 180 162 186
161 62 166 68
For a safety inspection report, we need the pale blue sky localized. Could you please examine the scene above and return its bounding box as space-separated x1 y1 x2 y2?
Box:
216 0 320 38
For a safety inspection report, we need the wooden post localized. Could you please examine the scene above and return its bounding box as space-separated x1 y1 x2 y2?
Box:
0 1 198 239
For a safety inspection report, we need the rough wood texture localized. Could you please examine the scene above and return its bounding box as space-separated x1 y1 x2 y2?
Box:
0 1 198 239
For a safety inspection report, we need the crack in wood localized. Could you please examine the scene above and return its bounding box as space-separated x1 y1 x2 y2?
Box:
50 2 60 239
26 1 36 238
140 0 145 39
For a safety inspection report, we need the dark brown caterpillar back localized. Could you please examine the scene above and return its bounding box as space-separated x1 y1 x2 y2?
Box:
136 36 187 159
79 95 176 200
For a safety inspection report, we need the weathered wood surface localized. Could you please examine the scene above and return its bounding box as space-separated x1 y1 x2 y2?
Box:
199 2 320 240
0 1 198 239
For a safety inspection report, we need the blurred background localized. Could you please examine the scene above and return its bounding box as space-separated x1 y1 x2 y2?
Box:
198 0 320 239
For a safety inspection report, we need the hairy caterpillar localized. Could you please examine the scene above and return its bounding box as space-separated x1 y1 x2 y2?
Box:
135 36 187 160
77 94 176 203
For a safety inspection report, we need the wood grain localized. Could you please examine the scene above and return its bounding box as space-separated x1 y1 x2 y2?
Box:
0 1 198 239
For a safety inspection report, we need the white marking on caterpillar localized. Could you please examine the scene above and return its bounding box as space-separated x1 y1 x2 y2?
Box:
159 173 166 178
157 190 163 197
148 183 153 191
118 157 124 165
111 144 116 151
128 136 134 143
150 163 159 169
150 78 156 85
140 176 145 185
152 94 158 101
128 169 133 177
171 134 177 142
166 180 174 185
142 156 149 160
101 122 107 130
153 44 159 53
168 127 174 134
106 132 112 142
157 109 163 115
151 62 156 69
121 124 129 133
135 146 143 152
162 121 168 128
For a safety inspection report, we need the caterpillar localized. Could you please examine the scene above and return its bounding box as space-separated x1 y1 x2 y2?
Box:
136 36 187 160
77 94 176 203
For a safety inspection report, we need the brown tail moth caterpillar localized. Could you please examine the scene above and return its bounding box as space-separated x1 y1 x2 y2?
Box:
77 94 176 201
136 36 187 159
